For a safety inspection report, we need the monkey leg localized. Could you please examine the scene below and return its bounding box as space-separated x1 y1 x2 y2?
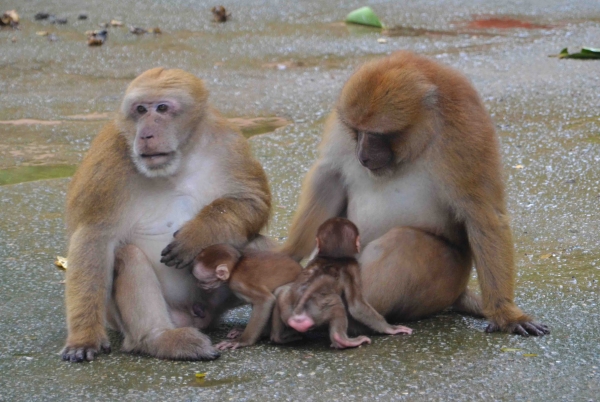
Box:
112 245 220 360
359 227 472 322
328 302 371 349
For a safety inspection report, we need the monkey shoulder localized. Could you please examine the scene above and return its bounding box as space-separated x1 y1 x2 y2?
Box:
66 122 134 230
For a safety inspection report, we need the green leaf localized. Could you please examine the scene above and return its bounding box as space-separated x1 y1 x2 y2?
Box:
556 47 600 59
345 7 384 28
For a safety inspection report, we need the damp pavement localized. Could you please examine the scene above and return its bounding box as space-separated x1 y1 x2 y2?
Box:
1 1 599 401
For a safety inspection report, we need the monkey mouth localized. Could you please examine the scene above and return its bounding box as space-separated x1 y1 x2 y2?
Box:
139 152 174 168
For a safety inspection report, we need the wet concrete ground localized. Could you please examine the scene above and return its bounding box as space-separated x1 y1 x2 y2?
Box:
1 0 599 400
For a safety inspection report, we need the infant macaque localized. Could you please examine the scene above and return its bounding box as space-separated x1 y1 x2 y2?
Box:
193 244 302 350
272 218 412 349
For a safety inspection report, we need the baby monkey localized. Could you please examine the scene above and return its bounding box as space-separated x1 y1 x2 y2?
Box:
193 244 302 350
272 218 412 349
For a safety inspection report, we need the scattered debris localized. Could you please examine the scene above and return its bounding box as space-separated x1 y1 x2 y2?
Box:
34 12 51 21
0 10 19 27
129 26 147 34
523 353 538 357
345 6 383 28
99 22 109 28
78 14 88 20
110 19 123 27
87 29 107 46
195 372 207 379
500 347 522 352
263 60 305 70
52 17 68 25
54 256 68 270
129 26 161 34
513 164 524 169
212 6 231 23
539 253 553 260
377 38 387 44
551 47 600 60
36 31 49 36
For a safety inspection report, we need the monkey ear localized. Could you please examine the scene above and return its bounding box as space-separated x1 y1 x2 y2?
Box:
422 84 438 109
356 236 361 253
215 264 230 281
315 237 321 252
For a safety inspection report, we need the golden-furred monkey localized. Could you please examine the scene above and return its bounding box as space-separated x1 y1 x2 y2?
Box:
282 51 548 336
62 68 271 362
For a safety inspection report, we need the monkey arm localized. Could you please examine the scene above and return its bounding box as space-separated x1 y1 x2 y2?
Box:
464 208 548 336
281 162 347 261
161 153 271 270
62 226 115 362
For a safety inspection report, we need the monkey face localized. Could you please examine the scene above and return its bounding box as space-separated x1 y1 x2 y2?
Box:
355 131 394 173
337 52 439 175
127 100 185 177
118 68 209 178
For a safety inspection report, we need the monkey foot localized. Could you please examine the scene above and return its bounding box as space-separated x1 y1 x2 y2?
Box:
226 327 244 339
330 334 371 349
152 327 221 360
385 325 413 335
486 320 550 337
61 341 111 363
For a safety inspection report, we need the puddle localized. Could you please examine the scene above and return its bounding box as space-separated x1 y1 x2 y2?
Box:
0 164 76 186
228 117 291 138
466 17 552 30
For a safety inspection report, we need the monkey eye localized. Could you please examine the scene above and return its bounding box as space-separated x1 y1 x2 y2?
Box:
156 104 168 113
136 105 147 114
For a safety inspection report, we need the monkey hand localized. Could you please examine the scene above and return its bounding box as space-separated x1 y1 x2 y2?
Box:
160 225 206 270
61 334 111 363
384 324 413 335
215 340 249 350
485 319 550 337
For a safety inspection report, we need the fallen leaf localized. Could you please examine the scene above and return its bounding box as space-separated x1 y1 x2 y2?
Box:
345 6 384 28
513 164 524 169
539 254 553 259
377 38 388 44
54 256 68 270
523 353 538 357
500 347 522 352
36 31 49 36
110 19 123 27
195 372 207 378
552 47 600 59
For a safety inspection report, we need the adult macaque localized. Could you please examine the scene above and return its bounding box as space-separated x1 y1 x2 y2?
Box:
62 68 271 362
281 51 549 336
193 244 303 350
272 218 412 349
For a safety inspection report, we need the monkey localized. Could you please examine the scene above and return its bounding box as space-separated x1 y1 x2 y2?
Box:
281 51 549 337
192 243 303 350
272 218 412 349
62 67 271 362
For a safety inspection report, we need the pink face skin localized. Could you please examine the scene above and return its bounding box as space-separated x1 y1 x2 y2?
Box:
129 99 184 175
287 312 315 333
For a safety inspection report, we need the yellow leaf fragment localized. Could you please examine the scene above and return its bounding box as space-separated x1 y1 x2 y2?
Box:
513 165 524 169
539 254 553 260
195 372 206 378
54 256 68 270
36 31 49 36
501 347 522 352
523 353 538 357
